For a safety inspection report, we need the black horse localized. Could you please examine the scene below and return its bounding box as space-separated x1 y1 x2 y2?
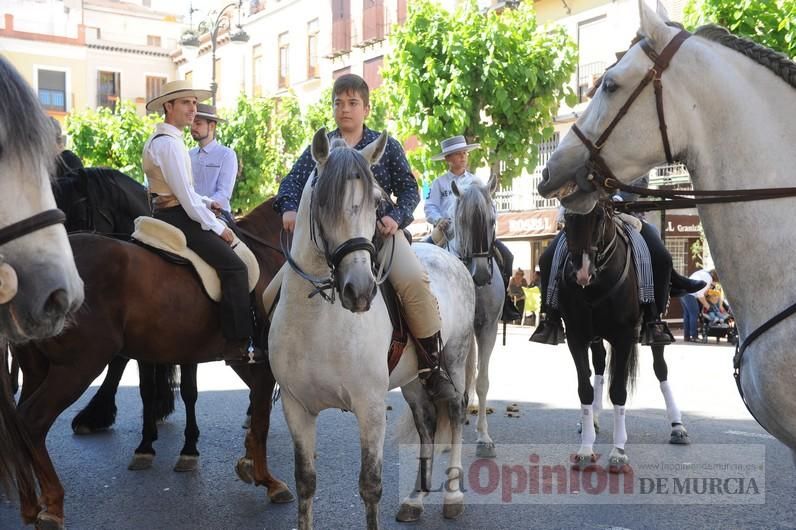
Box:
557 203 641 472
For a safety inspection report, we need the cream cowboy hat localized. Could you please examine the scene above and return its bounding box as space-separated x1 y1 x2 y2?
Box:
431 135 480 161
195 103 227 123
146 80 212 113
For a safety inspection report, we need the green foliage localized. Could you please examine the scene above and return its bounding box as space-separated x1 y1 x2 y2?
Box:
67 101 160 182
683 0 796 58
381 0 577 184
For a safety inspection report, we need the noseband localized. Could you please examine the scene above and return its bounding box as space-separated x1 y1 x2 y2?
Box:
571 29 691 192
0 209 66 248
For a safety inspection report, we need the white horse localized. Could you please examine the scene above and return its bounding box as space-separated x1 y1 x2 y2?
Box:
0 56 84 341
538 1 796 463
269 129 476 529
443 173 504 458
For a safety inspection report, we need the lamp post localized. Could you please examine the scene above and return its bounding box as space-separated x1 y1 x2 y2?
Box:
180 0 249 106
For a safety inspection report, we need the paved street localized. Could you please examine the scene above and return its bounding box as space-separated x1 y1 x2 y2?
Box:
2 326 793 529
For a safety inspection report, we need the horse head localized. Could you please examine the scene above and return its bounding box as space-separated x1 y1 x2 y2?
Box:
563 204 612 288
0 56 84 341
538 0 688 214
449 173 498 287
310 128 388 313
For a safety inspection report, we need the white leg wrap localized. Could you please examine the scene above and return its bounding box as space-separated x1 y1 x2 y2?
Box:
613 405 627 450
580 405 596 447
660 380 682 424
592 375 604 415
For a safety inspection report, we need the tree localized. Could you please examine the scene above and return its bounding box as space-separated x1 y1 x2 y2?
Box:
683 0 796 58
381 0 577 184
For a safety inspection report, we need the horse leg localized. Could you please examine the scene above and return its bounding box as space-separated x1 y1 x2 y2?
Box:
174 363 200 472
397 381 435 523
441 388 466 520
568 339 596 469
354 398 386 530
128 361 158 471
606 339 636 474
71 355 129 434
282 391 319 530
588 340 606 433
651 345 689 444
474 322 498 458
233 364 293 503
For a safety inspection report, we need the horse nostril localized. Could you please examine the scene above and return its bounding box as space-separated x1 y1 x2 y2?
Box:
43 288 70 317
542 167 550 183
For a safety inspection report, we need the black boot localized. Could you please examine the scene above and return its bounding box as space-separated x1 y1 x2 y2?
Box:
529 309 566 345
670 271 707 298
641 304 675 346
501 293 522 322
415 333 457 402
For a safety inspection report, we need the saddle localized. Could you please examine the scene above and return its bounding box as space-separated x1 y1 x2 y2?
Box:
131 216 259 301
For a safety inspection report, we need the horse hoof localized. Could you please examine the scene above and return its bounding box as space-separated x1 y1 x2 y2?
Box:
36 511 64 530
242 415 251 429
268 487 295 504
395 502 423 522
235 457 255 484
670 425 690 445
571 453 596 470
476 441 497 458
173 455 199 472
608 451 630 473
127 453 154 471
443 500 465 519
506 403 519 413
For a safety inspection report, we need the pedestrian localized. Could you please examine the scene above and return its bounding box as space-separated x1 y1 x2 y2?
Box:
50 117 83 179
142 80 257 363
266 73 456 401
189 103 237 223
681 268 717 342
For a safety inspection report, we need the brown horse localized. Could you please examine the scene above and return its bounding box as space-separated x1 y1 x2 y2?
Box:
6 198 293 529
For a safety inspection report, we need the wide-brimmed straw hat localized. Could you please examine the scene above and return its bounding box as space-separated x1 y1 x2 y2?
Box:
195 103 226 123
146 80 212 113
431 135 480 161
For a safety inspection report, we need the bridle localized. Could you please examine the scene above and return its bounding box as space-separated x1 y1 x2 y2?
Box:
0 209 66 248
282 169 393 303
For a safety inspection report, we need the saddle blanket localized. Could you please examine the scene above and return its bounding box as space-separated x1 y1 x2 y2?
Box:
131 216 259 302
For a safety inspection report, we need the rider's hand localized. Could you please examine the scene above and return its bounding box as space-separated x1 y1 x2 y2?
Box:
220 227 235 245
209 201 223 216
378 215 399 237
282 211 297 233
436 218 451 232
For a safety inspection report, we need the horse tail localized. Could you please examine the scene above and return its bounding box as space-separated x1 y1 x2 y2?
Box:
0 344 36 502
607 342 639 396
152 363 178 422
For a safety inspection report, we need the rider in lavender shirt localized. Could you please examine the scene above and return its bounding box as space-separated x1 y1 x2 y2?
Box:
190 103 237 216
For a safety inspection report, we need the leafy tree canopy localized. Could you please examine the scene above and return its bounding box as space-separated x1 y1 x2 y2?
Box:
683 0 796 58
381 0 577 184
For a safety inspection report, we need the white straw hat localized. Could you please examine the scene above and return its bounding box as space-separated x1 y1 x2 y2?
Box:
146 80 212 113
430 135 481 161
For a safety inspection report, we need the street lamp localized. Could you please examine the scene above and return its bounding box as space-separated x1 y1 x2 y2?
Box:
180 0 250 106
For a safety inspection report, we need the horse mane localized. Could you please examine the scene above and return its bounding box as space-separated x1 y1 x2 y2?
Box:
0 56 55 176
451 176 492 258
311 140 375 228
694 24 796 89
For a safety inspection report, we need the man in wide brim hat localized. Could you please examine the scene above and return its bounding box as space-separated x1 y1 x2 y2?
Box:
194 103 227 123
146 79 213 114
430 135 480 161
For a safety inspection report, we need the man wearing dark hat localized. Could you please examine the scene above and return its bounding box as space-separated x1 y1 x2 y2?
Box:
190 103 237 220
142 80 257 363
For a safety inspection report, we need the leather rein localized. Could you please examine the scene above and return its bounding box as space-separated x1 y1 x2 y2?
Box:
569 28 796 417
0 209 66 248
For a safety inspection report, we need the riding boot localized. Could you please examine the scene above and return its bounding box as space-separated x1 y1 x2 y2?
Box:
415 332 458 402
670 270 707 298
641 303 675 346
221 338 266 365
529 307 566 345
501 293 522 322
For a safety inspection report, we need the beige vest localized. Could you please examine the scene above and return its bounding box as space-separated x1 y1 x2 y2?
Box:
142 128 193 205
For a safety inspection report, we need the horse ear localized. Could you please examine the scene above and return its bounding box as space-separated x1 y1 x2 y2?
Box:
311 128 329 166
487 172 499 196
451 180 461 197
359 131 388 166
638 0 670 47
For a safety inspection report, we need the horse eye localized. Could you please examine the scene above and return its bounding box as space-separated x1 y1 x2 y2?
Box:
603 78 619 94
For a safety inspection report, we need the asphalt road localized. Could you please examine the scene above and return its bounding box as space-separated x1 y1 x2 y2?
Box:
1 326 793 529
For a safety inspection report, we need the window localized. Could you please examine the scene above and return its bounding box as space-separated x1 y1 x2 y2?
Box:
278 32 290 89
577 16 608 103
147 35 161 47
333 66 351 79
397 0 407 25
97 71 120 111
146 76 167 103
331 0 351 54
363 56 383 88
252 44 264 97
306 19 319 79
37 69 66 112
362 0 384 43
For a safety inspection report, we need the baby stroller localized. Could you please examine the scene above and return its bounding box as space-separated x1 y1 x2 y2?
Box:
697 293 738 344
